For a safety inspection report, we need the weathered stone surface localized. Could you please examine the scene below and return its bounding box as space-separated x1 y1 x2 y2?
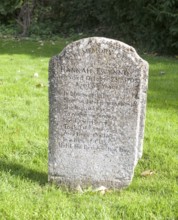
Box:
48 37 149 189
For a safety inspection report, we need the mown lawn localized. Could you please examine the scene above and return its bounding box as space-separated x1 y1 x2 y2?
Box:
0 38 178 220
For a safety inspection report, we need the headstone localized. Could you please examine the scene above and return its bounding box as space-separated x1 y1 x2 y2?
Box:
48 37 149 189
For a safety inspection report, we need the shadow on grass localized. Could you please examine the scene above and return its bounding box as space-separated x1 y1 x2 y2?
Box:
0 159 48 185
0 39 66 58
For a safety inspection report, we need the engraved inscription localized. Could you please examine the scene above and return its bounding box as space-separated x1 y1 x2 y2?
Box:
57 64 140 152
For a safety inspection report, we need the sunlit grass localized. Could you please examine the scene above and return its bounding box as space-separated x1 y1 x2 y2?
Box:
0 39 178 219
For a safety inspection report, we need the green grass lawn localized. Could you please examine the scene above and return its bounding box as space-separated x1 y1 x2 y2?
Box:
0 38 178 220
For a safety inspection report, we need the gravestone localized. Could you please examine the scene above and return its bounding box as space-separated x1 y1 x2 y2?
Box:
48 37 149 189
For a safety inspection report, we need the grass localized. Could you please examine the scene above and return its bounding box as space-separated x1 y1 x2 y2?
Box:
0 38 178 220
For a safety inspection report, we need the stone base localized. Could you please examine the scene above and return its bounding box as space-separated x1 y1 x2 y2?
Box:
48 175 131 189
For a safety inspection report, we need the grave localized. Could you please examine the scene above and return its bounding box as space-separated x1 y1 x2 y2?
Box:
48 37 149 188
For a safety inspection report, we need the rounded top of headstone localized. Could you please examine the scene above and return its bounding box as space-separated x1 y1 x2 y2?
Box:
57 37 148 68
